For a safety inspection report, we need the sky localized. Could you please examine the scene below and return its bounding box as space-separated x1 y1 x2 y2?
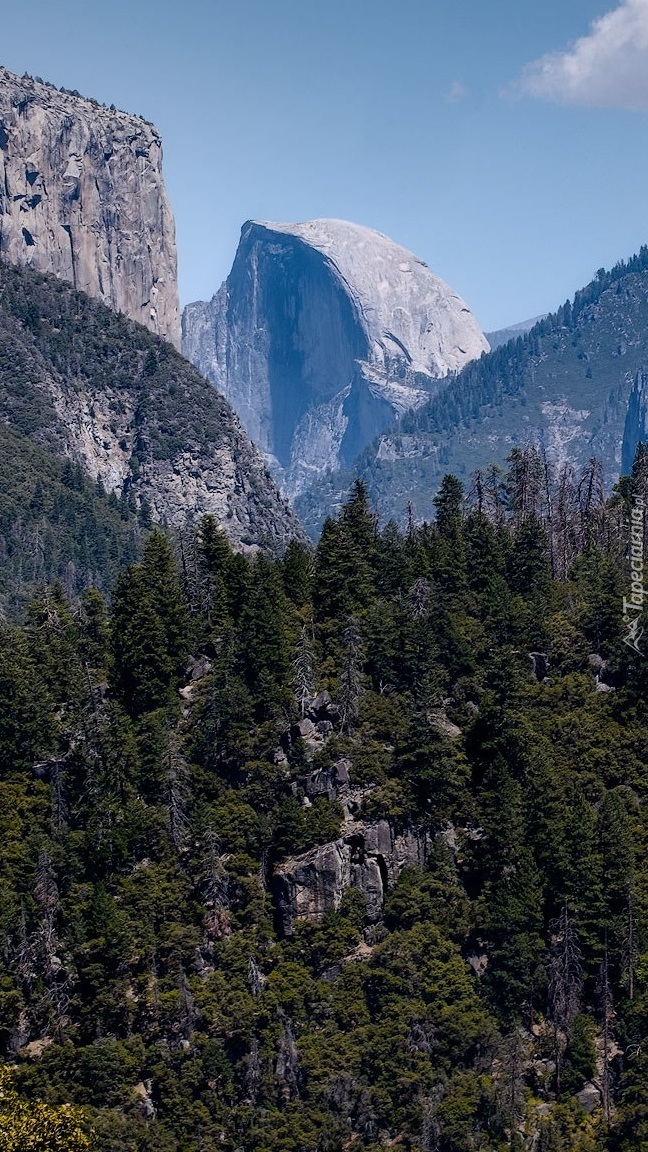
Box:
1 0 648 330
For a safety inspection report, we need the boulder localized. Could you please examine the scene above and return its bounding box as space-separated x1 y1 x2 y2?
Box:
577 1082 601 1114
302 758 351 800
310 690 332 718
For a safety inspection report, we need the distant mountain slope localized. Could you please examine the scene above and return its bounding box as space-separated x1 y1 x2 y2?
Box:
0 262 303 563
296 248 648 534
486 315 546 351
183 218 488 497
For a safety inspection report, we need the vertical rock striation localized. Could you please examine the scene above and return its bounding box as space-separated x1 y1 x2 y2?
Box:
183 218 488 497
622 369 648 474
0 68 180 347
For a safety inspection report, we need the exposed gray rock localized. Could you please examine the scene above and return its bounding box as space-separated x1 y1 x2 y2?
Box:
577 1082 601 1114
528 652 550 681
467 953 488 978
188 655 213 681
275 1018 300 1100
0 260 303 551
302 758 351 800
247 956 267 997
0 68 180 346
310 690 332 718
273 819 430 934
293 718 317 741
622 370 648 474
132 1080 156 1118
183 218 488 497
429 710 462 739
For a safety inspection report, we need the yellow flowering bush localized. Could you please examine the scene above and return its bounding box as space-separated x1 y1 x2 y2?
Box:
0 1066 91 1151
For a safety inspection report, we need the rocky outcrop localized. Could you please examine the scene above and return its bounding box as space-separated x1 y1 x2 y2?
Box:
183 218 488 497
0 68 180 347
273 820 430 934
0 260 303 551
622 369 648 474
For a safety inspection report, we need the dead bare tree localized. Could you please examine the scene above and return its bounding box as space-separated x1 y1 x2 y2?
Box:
164 732 191 854
339 616 364 735
547 903 583 1097
597 937 614 1127
621 887 639 1002
291 623 315 719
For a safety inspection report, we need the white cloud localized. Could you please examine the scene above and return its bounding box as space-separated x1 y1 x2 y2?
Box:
444 81 468 104
519 0 648 110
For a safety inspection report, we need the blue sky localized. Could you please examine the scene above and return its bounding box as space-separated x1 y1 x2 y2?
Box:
1 0 647 329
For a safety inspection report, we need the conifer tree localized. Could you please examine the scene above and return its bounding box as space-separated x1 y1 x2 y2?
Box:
110 530 190 716
239 554 289 714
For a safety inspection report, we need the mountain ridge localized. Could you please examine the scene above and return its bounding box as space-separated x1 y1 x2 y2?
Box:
295 246 648 534
0 261 303 581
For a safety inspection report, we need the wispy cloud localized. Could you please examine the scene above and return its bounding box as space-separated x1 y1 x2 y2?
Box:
444 81 468 104
518 0 648 110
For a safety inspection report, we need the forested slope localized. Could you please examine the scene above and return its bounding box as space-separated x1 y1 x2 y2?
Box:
0 261 301 617
1 451 648 1151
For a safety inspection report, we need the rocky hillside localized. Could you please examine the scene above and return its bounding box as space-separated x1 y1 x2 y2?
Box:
183 218 488 497
0 477 646 1151
296 248 648 533
0 67 180 347
0 260 302 605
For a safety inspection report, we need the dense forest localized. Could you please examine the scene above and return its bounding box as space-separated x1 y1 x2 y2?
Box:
1 447 648 1152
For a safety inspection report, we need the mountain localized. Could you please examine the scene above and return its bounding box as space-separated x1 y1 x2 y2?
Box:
486 315 546 351
0 260 302 614
296 248 648 534
0 67 180 347
182 218 488 497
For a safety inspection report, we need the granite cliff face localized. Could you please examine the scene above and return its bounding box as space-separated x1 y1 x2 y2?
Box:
0 68 180 347
274 819 430 935
0 261 302 551
622 370 648 474
183 219 488 497
295 248 648 534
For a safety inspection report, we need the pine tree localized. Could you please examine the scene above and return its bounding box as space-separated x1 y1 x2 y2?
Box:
239 554 289 715
110 530 190 716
